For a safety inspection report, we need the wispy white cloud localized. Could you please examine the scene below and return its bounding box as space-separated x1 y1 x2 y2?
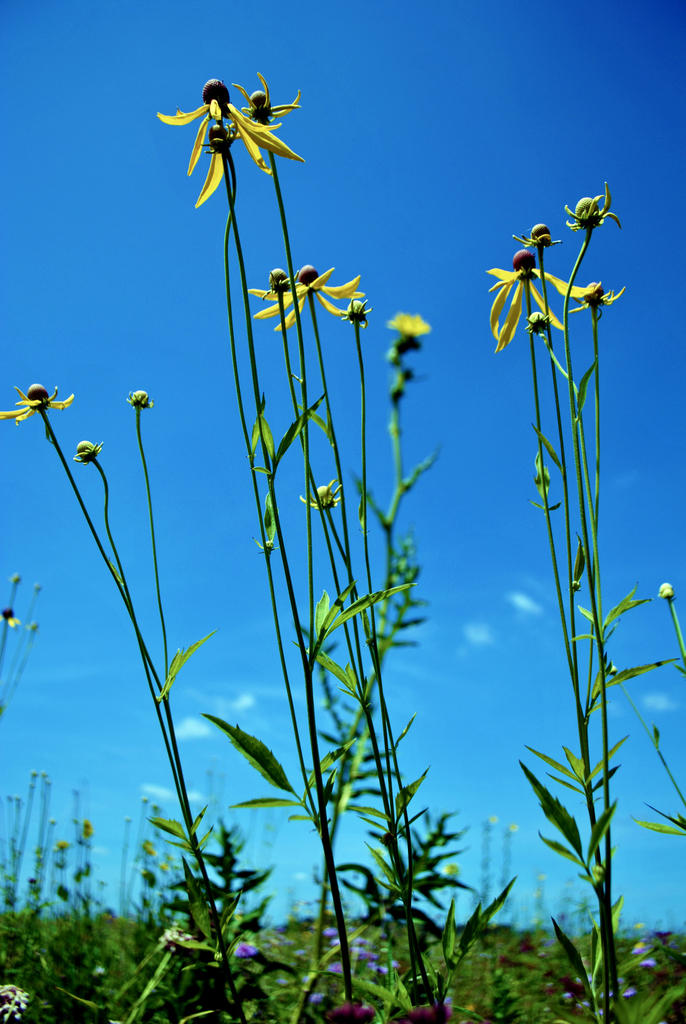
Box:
463 622 495 646
141 783 174 802
187 789 205 803
506 592 543 616
175 716 212 740
293 872 308 881
231 694 255 712
643 693 678 712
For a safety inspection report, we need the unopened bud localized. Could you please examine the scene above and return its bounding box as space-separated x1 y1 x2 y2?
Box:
531 223 552 245
74 440 103 464
250 90 267 108
659 583 675 600
575 197 595 218
128 390 153 409
208 124 229 151
269 268 290 293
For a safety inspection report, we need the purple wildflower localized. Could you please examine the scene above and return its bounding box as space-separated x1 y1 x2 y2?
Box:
0 986 30 1022
640 958 657 968
623 988 637 998
328 962 343 973
234 942 258 959
309 992 324 1005
323 927 339 938
403 1003 452 1024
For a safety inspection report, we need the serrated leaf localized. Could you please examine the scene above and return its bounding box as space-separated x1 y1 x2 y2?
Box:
183 858 211 939
322 584 414 645
150 816 187 840
203 716 295 793
158 631 217 702
577 359 597 413
395 767 429 821
274 394 325 465
532 425 561 471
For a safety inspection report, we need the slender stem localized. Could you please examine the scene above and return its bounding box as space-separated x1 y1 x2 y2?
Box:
668 598 686 670
620 683 686 810
135 407 169 679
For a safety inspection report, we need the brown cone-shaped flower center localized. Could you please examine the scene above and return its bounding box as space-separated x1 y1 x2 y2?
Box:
27 384 49 401
202 79 230 107
512 250 536 273
250 90 267 108
298 265 319 286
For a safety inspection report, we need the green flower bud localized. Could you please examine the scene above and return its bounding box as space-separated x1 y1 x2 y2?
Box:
128 390 154 409
73 440 103 464
269 268 290 293
575 197 595 218
531 223 552 245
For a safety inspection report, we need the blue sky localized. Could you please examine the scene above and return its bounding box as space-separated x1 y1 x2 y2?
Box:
2 0 686 929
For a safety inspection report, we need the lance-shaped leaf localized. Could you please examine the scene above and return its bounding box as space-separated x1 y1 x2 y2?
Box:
587 803 616 862
592 659 675 702
520 762 583 859
251 412 274 459
539 835 586 867
588 736 628 781
315 650 358 695
315 590 330 637
531 425 561 471
366 843 400 893
395 767 429 822
317 583 414 654
157 631 217 703
204 716 295 793
273 394 325 466
562 746 586 782
150 817 187 841
394 713 417 750
442 898 457 968
190 805 207 837
526 746 578 782
577 359 597 413
231 797 305 810
603 585 651 631
183 858 211 939
534 450 551 500
552 918 593 1001
264 492 276 545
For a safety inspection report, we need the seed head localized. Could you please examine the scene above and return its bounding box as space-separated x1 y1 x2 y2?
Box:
298 265 319 286
202 79 230 108
27 384 49 402
512 249 536 273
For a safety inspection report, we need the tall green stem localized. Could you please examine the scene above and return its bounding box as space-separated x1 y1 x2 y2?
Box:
135 407 169 679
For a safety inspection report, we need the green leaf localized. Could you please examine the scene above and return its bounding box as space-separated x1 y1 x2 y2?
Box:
190 805 207 836
588 736 628 780
603 585 651 631
531 425 561 471
315 651 357 695
587 802 616 862
653 723 660 748
264 492 277 545
539 835 586 867
395 767 429 821
323 584 414 643
520 762 583 858
55 988 102 1012
366 844 399 891
634 818 686 836
203 716 295 793
309 410 332 443
315 590 330 637
577 606 595 625
274 394 325 465
594 660 675 702
157 631 217 703
442 898 456 967
259 414 274 459
358 494 366 529
534 450 550 500
150 817 187 840
395 713 417 750
525 746 578 782
552 919 593 1001
577 359 597 413
562 746 586 781
573 536 585 588
183 858 211 939
230 798 304 809
542 336 570 381
611 893 624 935
347 805 390 822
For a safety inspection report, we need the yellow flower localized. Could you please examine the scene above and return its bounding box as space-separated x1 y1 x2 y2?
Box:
2 608 20 628
55 840 70 851
82 819 94 840
570 280 625 313
300 480 342 510
487 250 566 353
157 78 304 208
386 313 431 339
0 384 74 424
250 266 364 331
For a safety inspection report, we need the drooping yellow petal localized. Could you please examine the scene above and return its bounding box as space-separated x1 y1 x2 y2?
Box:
0 408 26 420
195 153 224 208
232 82 253 105
538 270 585 300
275 294 307 331
229 105 304 164
322 275 363 299
257 73 270 108
495 281 523 353
273 91 301 117
188 116 210 176
231 114 271 173
254 293 296 320
13 387 30 401
487 268 517 282
490 281 512 339
309 269 335 290
530 284 563 330
316 292 346 316
157 105 209 126
50 394 75 410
